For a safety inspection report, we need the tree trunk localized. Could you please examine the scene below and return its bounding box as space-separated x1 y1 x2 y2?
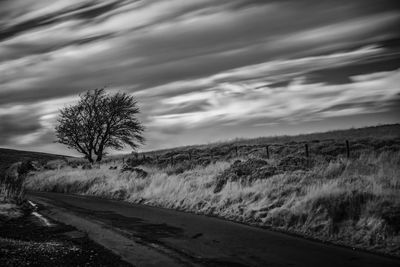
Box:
96 143 105 162
96 152 103 162
85 153 94 163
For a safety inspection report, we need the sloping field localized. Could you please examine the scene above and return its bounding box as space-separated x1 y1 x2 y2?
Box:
104 124 400 164
27 124 400 256
0 148 70 175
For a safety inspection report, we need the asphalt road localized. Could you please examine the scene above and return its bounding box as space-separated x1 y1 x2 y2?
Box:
28 191 400 267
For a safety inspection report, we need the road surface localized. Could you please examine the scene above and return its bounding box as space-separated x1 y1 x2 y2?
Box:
28 191 400 267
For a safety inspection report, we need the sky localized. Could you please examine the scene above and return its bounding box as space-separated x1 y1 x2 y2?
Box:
0 0 399 156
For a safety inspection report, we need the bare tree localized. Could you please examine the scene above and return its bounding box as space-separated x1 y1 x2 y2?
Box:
55 88 144 163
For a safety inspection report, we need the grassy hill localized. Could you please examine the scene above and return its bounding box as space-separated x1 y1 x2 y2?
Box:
148 123 400 152
27 123 400 256
0 148 71 174
100 124 400 166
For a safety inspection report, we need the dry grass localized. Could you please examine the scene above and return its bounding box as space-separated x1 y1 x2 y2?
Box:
26 150 400 256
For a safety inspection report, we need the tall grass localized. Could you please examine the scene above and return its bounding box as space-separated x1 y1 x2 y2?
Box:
27 151 400 256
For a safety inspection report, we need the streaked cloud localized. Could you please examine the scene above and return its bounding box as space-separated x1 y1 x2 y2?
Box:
0 0 399 153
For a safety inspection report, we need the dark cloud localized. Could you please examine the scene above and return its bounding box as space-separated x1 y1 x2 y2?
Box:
1 32 115 63
0 112 42 145
0 0 126 42
305 52 400 85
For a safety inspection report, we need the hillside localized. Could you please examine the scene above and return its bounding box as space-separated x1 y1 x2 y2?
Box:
28 123 400 256
151 123 400 152
102 124 400 164
0 148 71 174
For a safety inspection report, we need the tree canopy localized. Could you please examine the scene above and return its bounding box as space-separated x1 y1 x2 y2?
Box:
55 88 144 162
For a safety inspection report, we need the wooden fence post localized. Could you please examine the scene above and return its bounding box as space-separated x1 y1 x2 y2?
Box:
305 144 309 167
305 144 309 158
266 145 270 159
188 151 192 161
346 140 350 159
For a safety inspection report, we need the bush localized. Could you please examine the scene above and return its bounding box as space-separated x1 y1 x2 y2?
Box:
1 161 40 203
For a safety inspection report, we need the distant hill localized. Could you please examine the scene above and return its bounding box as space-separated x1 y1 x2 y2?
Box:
219 123 400 146
0 148 72 174
146 124 400 154
107 124 400 161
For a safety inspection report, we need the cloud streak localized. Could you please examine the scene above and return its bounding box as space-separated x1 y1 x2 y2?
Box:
0 0 399 153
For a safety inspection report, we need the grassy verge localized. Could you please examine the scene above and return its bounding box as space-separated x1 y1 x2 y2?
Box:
26 148 400 257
